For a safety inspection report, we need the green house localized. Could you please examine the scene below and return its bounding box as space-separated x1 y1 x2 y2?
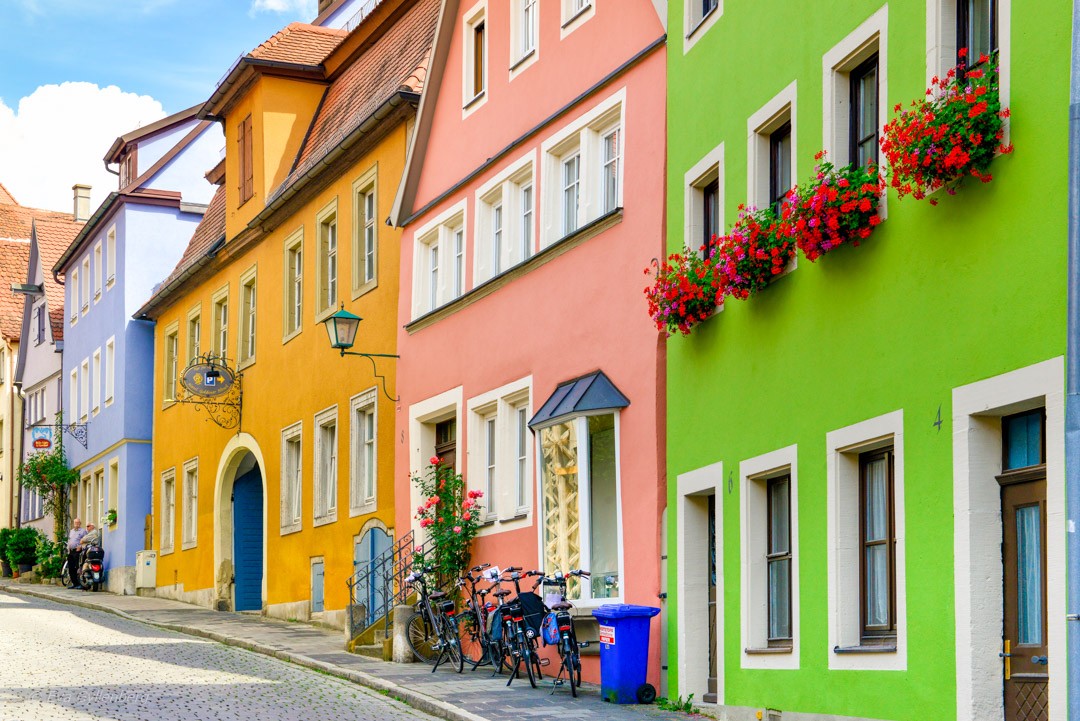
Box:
663 1 1069 720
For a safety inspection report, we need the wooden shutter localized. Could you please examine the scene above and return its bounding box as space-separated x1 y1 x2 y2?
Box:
238 115 253 203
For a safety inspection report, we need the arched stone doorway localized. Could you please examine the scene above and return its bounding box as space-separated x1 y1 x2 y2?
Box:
214 434 267 613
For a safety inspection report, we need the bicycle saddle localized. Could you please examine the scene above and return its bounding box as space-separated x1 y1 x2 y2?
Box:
429 591 447 600
550 601 573 611
477 589 489 596
492 589 512 598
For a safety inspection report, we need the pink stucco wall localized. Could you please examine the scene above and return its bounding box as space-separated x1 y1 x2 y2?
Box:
396 0 667 687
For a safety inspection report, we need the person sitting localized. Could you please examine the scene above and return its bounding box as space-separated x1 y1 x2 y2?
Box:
66 518 86 588
77 523 102 577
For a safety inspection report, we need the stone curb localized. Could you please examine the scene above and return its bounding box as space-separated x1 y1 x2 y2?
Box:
0 584 488 721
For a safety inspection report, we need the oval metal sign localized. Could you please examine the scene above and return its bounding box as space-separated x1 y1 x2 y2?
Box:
180 362 236 399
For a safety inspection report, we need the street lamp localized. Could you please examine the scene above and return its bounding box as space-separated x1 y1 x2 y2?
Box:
322 303 399 401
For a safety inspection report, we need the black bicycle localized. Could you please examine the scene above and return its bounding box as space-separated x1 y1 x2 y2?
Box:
404 566 464 673
535 569 590 697
492 568 546 688
456 564 499 670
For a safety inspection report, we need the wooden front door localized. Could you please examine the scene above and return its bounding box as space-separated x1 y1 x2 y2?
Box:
1001 476 1048 721
434 419 457 471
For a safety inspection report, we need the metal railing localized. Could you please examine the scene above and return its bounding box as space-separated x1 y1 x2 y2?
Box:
347 530 421 640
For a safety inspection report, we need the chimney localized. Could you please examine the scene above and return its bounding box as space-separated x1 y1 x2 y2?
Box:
72 184 91 222
318 0 334 13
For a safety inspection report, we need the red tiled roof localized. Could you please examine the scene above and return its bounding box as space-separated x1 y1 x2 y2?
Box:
249 22 348 65
285 0 438 189
0 201 73 242
149 184 226 305
0 238 30 342
33 216 83 343
0 183 16 205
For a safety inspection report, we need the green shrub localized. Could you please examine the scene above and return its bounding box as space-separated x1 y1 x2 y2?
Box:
6 527 44 568
0 527 13 564
35 536 65 578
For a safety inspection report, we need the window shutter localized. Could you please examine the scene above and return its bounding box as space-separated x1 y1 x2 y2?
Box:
242 116 254 201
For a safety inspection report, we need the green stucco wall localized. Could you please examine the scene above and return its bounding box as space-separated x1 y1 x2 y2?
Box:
664 1 1071 718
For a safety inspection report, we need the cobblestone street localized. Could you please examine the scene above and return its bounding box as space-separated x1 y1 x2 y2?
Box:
0 592 437 721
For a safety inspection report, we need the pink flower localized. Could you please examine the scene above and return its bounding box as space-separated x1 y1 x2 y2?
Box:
462 511 471 521
430 456 442 465
453 526 462 534
428 495 440 505
462 499 474 509
416 506 426 515
420 518 434 528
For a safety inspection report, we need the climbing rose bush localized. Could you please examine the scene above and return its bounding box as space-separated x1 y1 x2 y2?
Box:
644 248 727 337
788 152 885 261
712 205 795 300
412 457 483 583
880 49 1012 202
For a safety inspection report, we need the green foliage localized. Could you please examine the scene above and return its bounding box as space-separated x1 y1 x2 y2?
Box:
35 536 65 578
6 527 45 568
411 457 484 584
657 694 696 713
0 527 13 563
17 419 79 542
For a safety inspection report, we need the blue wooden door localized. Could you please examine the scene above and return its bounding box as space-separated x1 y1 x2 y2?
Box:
312 560 325 613
353 528 391 625
232 469 263 612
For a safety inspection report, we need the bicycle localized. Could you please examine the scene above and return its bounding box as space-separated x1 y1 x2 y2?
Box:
404 566 464 673
494 567 546 688
535 569 591 697
456 564 499 670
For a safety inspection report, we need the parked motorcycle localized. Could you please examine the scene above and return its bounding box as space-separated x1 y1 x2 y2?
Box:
78 545 105 592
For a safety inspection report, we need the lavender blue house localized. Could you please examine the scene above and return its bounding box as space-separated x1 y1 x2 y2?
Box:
53 106 220 593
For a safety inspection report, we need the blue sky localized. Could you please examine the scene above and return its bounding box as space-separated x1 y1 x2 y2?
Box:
0 0 317 114
0 0 320 212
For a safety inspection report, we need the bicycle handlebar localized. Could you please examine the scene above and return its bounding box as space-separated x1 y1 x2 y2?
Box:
506 566 522 572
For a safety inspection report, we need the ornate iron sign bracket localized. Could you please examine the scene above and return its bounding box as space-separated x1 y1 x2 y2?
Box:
63 422 88 448
174 354 243 430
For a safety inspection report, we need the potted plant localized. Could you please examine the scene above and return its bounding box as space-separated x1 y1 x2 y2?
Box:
6 527 41 574
788 152 885 261
712 205 796 300
105 508 117 526
0 528 12 577
880 49 1012 203
644 247 727 337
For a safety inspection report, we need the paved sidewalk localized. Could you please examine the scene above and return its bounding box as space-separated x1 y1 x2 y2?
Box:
0 581 701 721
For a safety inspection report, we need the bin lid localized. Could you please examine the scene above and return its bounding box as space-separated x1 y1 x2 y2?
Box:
591 604 661 620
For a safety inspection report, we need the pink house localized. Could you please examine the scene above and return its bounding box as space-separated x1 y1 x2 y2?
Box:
392 0 667 687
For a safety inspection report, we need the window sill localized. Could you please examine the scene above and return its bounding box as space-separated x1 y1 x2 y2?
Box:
313 512 337 528
280 523 302 537
181 539 197 551
282 328 302 346
500 511 529 523
561 4 592 29
162 399 177 410
463 91 486 112
744 646 793 655
105 397 113 407
314 305 336 325
237 357 255 372
407 208 622 333
351 279 378 301
509 49 536 73
833 643 897 654
159 547 174 557
686 5 720 39
349 502 376 519
106 276 115 289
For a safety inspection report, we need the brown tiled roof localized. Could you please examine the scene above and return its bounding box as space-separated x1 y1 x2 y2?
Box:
249 22 348 65
284 0 438 190
0 183 16 205
0 238 30 342
33 216 83 342
0 201 73 242
147 184 226 309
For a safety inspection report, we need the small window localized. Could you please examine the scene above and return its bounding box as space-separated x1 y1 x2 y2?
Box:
1002 409 1045 471
93 242 102 301
81 257 90 313
956 0 997 66
429 243 440 312
69 370 78 422
691 0 719 27
80 359 89 422
187 310 201 363
520 183 534 260
106 227 116 286
767 475 792 646
284 232 303 338
182 460 198 548
353 177 378 294
314 408 338 523
281 424 302 531
513 0 538 63
463 6 487 106
239 271 257 365
859 448 895 641
515 405 529 510
484 414 497 515
69 270 79 324
317 211 338 316
161 471 176 553
350 394 377 514
702 178 720 256
849 54 879 167
212 290 229 359
35 304 46 344
562 153 581 236
107 460 119 526
453 228 464 298
601 127 622 213
91 349 101 414
164 328 179 402
769 122 792 215
238 115 254 204
104 339 114 404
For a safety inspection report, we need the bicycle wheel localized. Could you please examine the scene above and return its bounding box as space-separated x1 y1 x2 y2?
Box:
519 634 537 688
406 612 438 664
60 563 70 588
457 611 487 668
564 647 578 698
441 614 464 673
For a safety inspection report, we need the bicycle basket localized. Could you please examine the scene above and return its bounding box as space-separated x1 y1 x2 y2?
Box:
541 612 560 646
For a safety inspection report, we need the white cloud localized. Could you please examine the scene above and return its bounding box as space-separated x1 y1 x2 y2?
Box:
0 82 166 213
249 0 317 19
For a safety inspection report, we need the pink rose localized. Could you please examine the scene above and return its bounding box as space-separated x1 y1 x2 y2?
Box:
453 526 462 534
462 511 471 521
430 456 441 465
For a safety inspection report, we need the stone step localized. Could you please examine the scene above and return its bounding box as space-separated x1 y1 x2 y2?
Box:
351 643 383 659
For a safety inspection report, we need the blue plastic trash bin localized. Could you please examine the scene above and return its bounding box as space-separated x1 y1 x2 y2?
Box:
591 604 661 704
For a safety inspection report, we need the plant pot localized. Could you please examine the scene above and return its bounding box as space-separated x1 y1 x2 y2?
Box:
1 560 11 577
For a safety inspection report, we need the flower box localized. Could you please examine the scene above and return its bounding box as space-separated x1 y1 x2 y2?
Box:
788 154 885 261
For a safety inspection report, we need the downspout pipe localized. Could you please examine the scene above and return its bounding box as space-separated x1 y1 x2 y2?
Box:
1067 1 1080 717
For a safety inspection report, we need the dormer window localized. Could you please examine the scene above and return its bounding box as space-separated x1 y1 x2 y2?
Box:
120 147 138 186
462 3 488 113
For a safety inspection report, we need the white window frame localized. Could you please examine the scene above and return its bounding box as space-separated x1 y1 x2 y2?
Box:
927 0 1011 114
408 387 464 537
509 0 540 79
280 421 303 535
181 457 198 549
349 389 378 517
163 321 180 405
534 410 622 606
684 140 725 256
560 0 595 38
211 285 229 359
80 257 90 315
79 359 89 423
352 166 379 298
313 405 339 526
238 266 257 368
411 201 467 318
187 304 202 363
104 337 115 405
684 0 723 54
826 409 907 671
107 458 119 526
540 89 625 248
315 200 339 320
462 1 488 117
105 226 116 288
739 444 800 669
69 268 79 325
747 81 797 211
283 227 304 342
474 151 537 283
467 377 532 532
91 348 101 416
69 370 78 423
93 241 102 303
94 466 105 528
160 468 176 555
